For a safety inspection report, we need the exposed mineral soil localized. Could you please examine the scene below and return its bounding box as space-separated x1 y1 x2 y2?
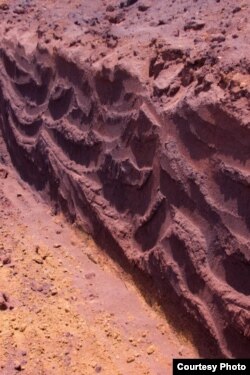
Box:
0 0 250 361
0 164 198 375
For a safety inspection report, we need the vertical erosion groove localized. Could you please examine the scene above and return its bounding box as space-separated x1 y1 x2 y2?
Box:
0 44 250 359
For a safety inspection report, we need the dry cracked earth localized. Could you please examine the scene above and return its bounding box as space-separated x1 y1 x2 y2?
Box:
0 0 250 372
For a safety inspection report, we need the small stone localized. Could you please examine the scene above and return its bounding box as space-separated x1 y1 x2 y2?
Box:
0 292 8 311
211 34 225 43
13 6 25 15
19 324 27 333
95 366 102 373
127 356 135 363
147 345 155 355
138 2 151 12
156 19 165 26
2 255 11 265
120 0 138 8
14 363 24 371
232 6 241 14
107 11 125 24
106 5 115 12
87 253 98 264
0 3 9 11
53 244 61 248
32 257 43 264
184 20 205 31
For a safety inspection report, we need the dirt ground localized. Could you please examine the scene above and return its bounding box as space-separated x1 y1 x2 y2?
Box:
0 163 197 375
0 0 249 364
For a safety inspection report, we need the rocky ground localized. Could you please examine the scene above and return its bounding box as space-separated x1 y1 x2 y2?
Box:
0 0 250 362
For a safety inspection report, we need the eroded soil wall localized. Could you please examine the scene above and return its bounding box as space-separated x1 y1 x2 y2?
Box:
0 30 250 358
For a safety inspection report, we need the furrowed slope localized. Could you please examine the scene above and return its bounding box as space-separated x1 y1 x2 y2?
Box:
0 0 250 358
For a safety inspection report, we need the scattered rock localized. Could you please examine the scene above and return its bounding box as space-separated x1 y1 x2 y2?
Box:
87 253 98 264
53 244 61 248
138 2 151 12
120 0 138 8
211 34 225 43
127 356 135 363
147 345 155 355
232 6 241 14
13 6 25 15
32 256 43 264
107 11 125 24
0 3 9 11
2 255 11 265
50 288 58 296
0 292 8 311
178 346 184 356
184 19 205 31
106 5 115 12
14 362 24 371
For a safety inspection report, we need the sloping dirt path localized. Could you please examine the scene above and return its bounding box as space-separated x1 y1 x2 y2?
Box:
0 165 197 375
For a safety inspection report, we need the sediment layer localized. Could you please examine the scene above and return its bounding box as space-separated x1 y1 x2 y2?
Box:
0 0 250 358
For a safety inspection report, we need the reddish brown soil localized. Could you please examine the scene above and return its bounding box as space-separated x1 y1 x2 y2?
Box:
0 0 250 361
0 166 197 374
